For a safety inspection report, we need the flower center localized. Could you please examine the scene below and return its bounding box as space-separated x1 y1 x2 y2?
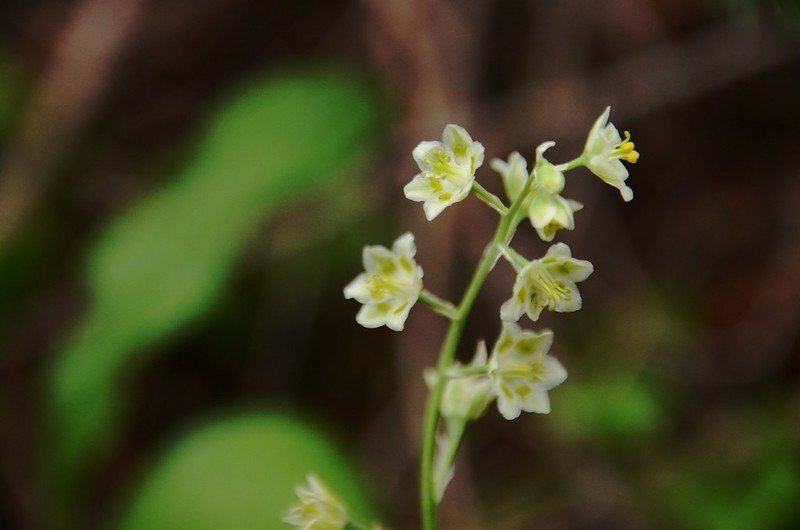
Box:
367 274 415 299
530 269 571 309
500 361 543 381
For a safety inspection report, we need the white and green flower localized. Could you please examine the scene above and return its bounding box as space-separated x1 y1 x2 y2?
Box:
582 106 639 202
529 142 583 241
500 242 593 323
283 474 349 530
439 341 495 421
344 232 423 331
491 143 582 241
488 322 567 420
404 124 485 220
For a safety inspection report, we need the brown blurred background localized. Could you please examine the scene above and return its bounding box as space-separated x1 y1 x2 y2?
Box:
1 1 799 529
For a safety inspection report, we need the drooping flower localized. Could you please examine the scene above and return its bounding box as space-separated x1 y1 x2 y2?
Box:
439 341 495 421
404 124 485 220
491 151 530 209
488 322 567 420
283 474 349 530
582 106 639 202
491 143 583 241
528 142 583 241
500 242 593 323
344 232 423 331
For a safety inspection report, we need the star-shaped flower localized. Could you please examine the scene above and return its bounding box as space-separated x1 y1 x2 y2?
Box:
283 474 349 530
344 232 423 331
582 106 639 202
500 242 593 323
404 124 485 220
488 322 567 419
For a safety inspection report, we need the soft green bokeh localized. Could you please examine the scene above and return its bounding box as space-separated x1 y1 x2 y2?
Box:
553 377 665 442
118 413 376 530
662 431 800 530
48 71 380 489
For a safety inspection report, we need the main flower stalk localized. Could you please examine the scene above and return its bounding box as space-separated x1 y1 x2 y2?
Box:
419 172 533 530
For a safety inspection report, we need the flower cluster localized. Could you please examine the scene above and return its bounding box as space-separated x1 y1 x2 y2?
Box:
313 107 639 527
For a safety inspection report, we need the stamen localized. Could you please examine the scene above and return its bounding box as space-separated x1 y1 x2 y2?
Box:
530 268 572 309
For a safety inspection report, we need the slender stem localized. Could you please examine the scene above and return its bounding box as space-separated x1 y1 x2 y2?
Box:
558 154 587 172
445 365 488 378
419 289 459 320
472 181 508 215
420 172 535 530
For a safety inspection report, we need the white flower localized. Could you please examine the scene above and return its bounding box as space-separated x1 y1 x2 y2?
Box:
439 341 495 421
283 474 349 530
492 143 583 242
500 242 593 323
404 124 485 220
491 151 530 210
488 322 567 420
344 232 423 331
582 106 639 202
528 142 583 241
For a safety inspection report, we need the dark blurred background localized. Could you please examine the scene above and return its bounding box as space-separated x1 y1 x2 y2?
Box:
1 1 799 529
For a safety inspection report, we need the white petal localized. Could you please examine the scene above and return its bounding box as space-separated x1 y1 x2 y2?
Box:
422 198 450 221
442 124 473 157
528 192 557 229
554 282 582 313
362 244 396 275
412 141 446 171
545 242 572 259
520 388 551 414
500 296 524 322
404 174 437 202
496 389 522 420
535 141 556 161
355 304 390 329
541 356 568 389
585 106 611 153
392 232 416 259
343 273 378 303
385 302 412 331
620 185 634 202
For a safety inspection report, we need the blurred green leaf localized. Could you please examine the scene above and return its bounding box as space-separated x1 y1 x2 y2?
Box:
553 378 664 442
118 413 376 530
48 71 380 488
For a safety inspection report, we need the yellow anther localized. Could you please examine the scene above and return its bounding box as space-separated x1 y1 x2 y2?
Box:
620 141 635 153
625 150 640 163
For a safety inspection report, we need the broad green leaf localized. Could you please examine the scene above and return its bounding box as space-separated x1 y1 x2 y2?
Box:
48 72 380 485
118 413 376 530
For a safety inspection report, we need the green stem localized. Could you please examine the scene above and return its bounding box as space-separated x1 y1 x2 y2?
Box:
445 365 488 378
472 182 508 215
420 171 534 530
419 289 459 320
559 154 587 171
